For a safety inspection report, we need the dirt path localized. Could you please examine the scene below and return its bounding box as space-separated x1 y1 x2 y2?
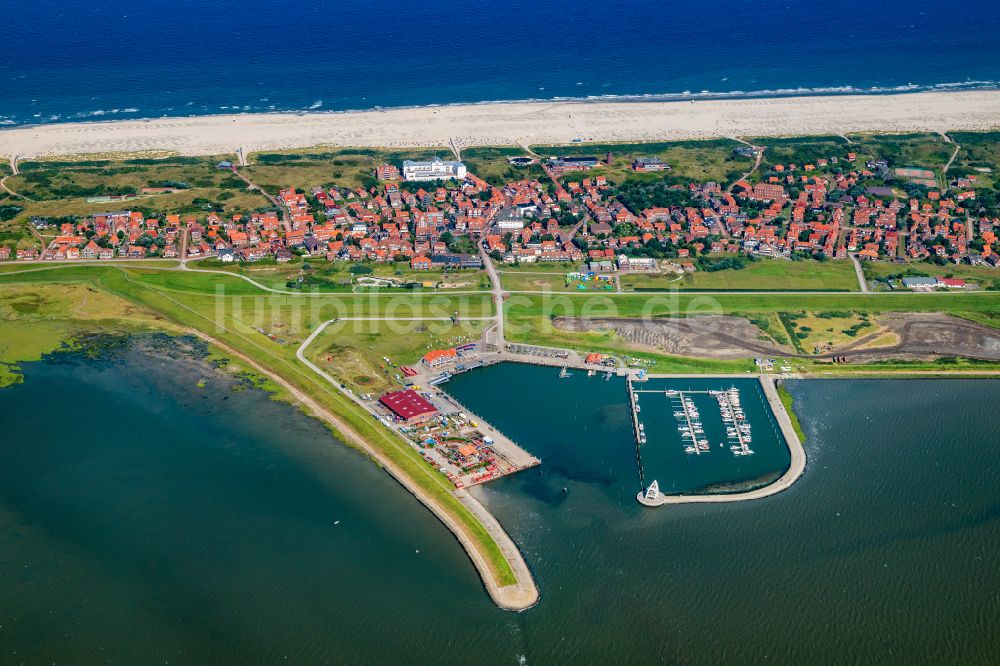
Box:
0 155 31 201
938 130 962 193
726 137 763 194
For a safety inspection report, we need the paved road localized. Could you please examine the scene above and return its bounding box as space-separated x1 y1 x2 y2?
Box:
479 241 506 349
849 254 870 292
178 223 189 267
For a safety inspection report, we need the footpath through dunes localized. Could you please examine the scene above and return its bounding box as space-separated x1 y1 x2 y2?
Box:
1 90 999 158
553 313 1000 362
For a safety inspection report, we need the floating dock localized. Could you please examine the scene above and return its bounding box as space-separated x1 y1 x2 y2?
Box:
626 376 647 488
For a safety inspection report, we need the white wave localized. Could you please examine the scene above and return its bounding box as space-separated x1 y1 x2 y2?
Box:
7 79 998 127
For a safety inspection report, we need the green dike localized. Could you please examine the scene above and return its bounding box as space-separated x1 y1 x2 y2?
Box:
0 266 517 588
776 383 806 443
505 291 1000 317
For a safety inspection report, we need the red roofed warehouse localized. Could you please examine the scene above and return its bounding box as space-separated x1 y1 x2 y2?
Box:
379 390 438 424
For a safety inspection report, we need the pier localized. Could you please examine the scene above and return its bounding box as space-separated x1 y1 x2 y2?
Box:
626 376 647 488
424 390 542 488
631 376 806 506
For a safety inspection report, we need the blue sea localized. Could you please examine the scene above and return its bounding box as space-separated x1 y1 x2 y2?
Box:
3 0 1000 126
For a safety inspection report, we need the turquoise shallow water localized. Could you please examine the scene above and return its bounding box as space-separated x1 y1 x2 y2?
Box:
3 340 1000 663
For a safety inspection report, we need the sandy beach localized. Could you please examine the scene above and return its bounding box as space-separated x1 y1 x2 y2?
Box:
1 90 999 159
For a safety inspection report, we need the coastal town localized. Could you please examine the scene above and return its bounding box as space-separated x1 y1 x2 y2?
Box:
7 0 1000 657
8 146 1000 283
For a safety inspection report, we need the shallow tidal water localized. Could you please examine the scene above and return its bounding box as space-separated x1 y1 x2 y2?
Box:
2 339 999 663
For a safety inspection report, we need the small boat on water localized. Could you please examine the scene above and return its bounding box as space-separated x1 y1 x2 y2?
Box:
558 367 572 378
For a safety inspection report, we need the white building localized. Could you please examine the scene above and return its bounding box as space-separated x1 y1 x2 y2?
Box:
496 207 525 232
402 157 467 182
617 255 657 272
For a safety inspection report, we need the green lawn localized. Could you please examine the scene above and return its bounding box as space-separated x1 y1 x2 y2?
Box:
620 259 859 291
310 319 485 394
461 146 544 187
531 138 748 185
203 259 491 292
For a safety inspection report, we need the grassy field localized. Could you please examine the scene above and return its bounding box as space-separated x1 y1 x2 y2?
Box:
751 134 856 177
862 260 1000 290
501 270 614 292
948 130 1000 188
311 319 485 395
0 262 516 587
0 282 186 386
245 146 451 192
202 258 491 292
530 138 750 185
776 382 806 442
7 154 273 223
956 311 1000 329
778 311 878 354
848 132 955 188
461 146 545 186
621 259 860 291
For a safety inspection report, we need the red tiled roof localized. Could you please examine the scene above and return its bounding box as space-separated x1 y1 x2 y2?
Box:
379 390 437 421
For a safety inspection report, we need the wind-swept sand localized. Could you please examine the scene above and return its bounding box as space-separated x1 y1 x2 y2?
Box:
1 90 999 158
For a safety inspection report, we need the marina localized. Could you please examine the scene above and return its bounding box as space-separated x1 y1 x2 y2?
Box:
635 387 754 459
6 345 1000 663
625 376 793 500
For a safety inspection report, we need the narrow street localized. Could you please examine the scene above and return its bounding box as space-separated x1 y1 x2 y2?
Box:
478 241 506 351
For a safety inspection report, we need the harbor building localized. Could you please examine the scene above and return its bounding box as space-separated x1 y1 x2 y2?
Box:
422 348 458 369
379 389 439 424
402 157 467 182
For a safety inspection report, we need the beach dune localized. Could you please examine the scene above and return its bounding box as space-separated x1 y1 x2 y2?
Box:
1 90 999 159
